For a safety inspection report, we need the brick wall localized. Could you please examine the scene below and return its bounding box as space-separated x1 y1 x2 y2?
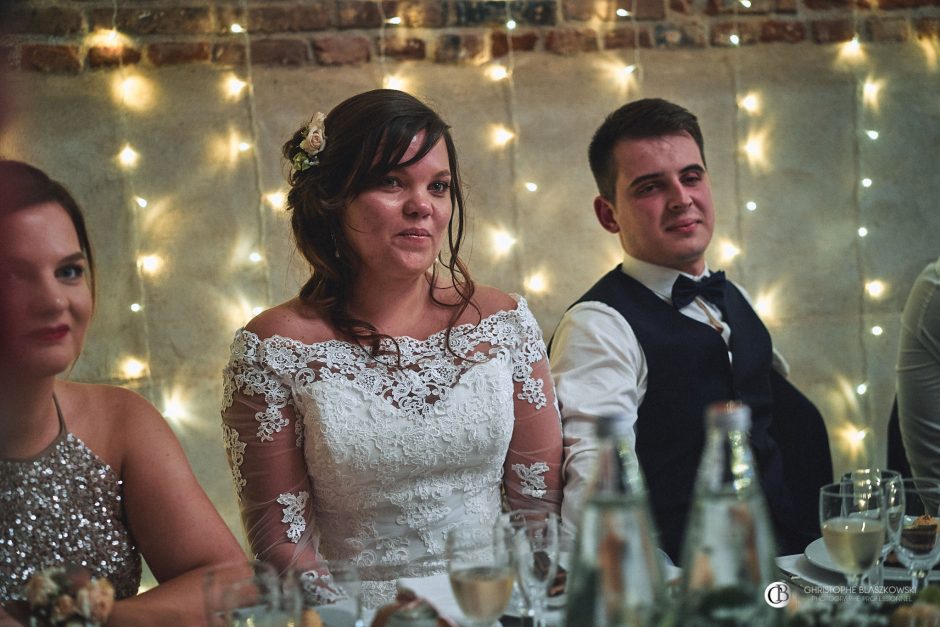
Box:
1 0 938 73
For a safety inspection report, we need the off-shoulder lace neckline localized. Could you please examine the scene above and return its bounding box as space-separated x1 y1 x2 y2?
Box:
241 294 529 349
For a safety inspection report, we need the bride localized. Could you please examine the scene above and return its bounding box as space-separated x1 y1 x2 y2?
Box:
220 89 564 607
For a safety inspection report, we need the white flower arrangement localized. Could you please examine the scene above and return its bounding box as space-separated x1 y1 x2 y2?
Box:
292 112 327 173
25 564 115 627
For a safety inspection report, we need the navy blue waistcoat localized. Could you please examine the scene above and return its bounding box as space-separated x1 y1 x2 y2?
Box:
573 268 799 562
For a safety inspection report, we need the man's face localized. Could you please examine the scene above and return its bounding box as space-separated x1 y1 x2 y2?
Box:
594 132 715 275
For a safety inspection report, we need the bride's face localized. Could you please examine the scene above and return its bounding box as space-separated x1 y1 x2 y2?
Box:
0 202 92 379
343 132 453 282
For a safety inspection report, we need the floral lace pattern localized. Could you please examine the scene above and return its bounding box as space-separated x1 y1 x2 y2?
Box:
221 424 246 501
277 491 308 543
221 297 561 607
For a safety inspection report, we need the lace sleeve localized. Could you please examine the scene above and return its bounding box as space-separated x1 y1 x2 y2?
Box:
502 299 564 516
221 330 326 580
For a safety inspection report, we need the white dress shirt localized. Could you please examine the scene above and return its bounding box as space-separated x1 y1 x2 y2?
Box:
550 254 789 534
897 256 940 483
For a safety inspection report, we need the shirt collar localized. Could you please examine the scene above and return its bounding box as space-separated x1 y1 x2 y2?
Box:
619 254 712 301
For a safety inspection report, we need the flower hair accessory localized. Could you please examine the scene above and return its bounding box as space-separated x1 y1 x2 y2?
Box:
25 563 115 626
292 112 327 173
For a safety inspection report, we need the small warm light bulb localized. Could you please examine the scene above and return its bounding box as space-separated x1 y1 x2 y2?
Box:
118 145 139 168
491 229 517 257
856 383 868 395
744 137 761 158
865 129 879 140
865 280 886 299
238 141 251 152
506 19 517 30
719 240 741 262
846 35 861 54
739 93 760 114
249 251 263 263
524 273 548 294
730 34 741 46
740 0 752 6
130 303 142 312
230 23 245 34
616 8 630 16
861 177 873 188
745 201 757 211
847 425 867 442
754 295 774 319
163 398 186 421
112 75 154 111
225 76 247 98
134 196 148 208
863 78 882 107
265 191 287 210
492 126 515 147
252 306 264 316
524 182 538 192
871 325 884 336
137 254 163 275
383 75 407 90
119 357 148 380
621 64 637 76
858 226 869 237
386 16 402 25
486 65 509 81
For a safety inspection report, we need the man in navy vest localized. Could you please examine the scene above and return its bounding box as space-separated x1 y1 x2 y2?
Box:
550 98 830 563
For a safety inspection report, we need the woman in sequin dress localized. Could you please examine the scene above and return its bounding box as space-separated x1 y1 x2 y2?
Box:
220 90 565 607
0 161 245 625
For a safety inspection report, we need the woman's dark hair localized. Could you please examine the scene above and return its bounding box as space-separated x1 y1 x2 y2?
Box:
282 89 475 358
0 159 96 300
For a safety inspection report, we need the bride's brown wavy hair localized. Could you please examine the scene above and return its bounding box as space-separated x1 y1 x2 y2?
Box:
282 89 476 359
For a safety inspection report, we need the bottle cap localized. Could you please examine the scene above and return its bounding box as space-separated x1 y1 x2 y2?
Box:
705 401 751 431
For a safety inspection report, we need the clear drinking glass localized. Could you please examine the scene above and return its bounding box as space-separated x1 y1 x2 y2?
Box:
501 510 560 627
893 477 940 593
819 482 888 607
840 468 905 590
446 525 516 627
204 560 301 627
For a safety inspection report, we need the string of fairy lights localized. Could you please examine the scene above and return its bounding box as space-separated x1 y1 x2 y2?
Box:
75 0 933 470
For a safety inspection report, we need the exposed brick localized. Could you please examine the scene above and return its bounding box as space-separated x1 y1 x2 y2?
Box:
337 1 389 28
915 17 940 38
544 28 599 54
0 46 16 70
803 0 869 10
214 6 245 36
655 22 707 46
773 0 799 13
604 25 655 48
811 19 855 42
454 1 555 27
433 32 485 63
249 5 332 33
20 45 82 74
706 0 773 14
710 20 761 45
634 0 667 20
379 36 427 60
878 0 935 9
760 19 805 42
91 8 213 36
867 16 910 40
146 42 211 66
4 6 83 36
562 0 596 20
87 45 142 68
253 38 311 65
212 42 246 65
670 0 696 14
313 34 371 65
491 30 540 57
399 0 447 27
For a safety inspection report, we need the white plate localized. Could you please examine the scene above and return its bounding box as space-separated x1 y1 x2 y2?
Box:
804 537 940 582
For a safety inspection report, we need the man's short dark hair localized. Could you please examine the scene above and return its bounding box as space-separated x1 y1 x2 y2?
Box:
588 98 706 201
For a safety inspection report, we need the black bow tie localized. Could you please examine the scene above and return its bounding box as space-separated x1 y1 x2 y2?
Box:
671 271 727 310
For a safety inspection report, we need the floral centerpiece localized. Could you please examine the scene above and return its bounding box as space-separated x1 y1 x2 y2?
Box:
25 564 114 627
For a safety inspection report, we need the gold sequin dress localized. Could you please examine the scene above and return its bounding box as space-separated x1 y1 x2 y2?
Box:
0 398 141 601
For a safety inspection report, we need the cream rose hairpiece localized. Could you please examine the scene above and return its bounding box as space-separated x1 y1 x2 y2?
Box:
292 112 327 174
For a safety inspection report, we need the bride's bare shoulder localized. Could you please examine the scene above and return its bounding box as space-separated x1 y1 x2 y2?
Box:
244 298 335 344
471 284 521 318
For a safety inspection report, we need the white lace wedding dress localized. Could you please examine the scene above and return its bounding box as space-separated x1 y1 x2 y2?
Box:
221 296 563 607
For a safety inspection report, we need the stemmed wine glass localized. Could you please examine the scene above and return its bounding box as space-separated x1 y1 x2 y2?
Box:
841 468 905 590
446 525 516 627
819 481 888 607
501 510 560 627
893 477 940 593
204 560 301 627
